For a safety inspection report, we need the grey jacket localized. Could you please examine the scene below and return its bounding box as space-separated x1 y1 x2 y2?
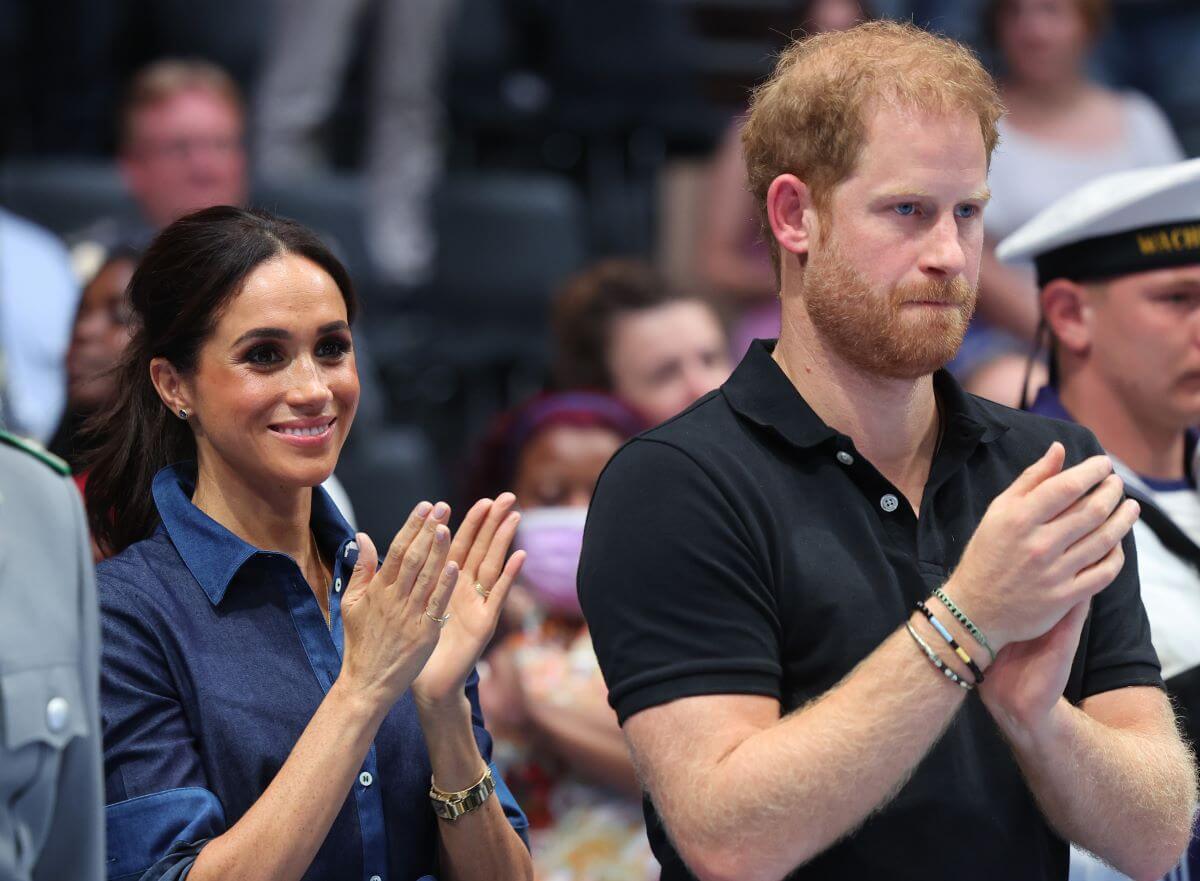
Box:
0 435 103 881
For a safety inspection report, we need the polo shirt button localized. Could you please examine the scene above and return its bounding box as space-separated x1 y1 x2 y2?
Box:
45 696 70 733
880 494 899 513
836 451 854 466
369 875 382 881
334 577 342 593
359 771 374 787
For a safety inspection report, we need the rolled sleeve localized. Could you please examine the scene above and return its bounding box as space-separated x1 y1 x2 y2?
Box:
579 438 780 725
99 566 226 880
105 787 224 881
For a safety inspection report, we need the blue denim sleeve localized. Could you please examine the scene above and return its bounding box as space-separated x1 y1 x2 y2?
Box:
465 668 530 847
98 562 227 880
105 788 225 881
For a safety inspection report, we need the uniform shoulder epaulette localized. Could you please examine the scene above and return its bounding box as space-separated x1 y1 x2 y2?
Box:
0 429 71 476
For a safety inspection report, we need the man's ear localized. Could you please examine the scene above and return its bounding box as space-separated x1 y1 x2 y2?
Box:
149 357 192 418
766 174 822 262
1041 279 1093 358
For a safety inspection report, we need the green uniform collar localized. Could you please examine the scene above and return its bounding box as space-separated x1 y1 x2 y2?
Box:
0 429 71 476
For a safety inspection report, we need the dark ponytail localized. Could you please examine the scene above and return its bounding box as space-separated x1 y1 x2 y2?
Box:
83 205 356 555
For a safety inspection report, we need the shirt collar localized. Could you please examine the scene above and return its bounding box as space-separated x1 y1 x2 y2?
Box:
722 339 1009 451
152 461 356 605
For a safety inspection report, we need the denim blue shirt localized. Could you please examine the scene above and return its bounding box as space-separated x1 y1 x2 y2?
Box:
97 463 527 881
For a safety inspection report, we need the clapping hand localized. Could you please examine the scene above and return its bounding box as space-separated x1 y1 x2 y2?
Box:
411 493 526 709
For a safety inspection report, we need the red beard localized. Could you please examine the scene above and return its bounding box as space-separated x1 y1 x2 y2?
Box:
801 239 977 379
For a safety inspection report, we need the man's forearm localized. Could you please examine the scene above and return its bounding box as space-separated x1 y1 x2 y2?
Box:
1003 698 1197 881
641 617 971 881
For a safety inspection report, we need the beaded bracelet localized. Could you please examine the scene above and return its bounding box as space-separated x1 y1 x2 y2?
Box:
932 587 997 663
915 600 985 685
905 622 974 691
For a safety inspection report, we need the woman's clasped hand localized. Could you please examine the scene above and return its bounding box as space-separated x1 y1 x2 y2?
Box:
340 493 526 713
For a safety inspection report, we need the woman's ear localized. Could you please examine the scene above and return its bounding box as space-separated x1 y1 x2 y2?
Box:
149 357 192 419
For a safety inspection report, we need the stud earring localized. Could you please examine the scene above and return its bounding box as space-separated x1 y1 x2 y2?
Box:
178 408 189 421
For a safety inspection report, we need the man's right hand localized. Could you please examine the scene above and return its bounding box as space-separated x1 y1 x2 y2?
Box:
943 441 1140 651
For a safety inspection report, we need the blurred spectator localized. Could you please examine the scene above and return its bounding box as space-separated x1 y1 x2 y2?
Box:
998 158 1200 881
254 0 458 287
48 248 139 472
470 391 656 881
0 209 80 442
1095 0 1200 156
551 260 732 427
962 0 1184 404
72 58 247 259
698 0 871 359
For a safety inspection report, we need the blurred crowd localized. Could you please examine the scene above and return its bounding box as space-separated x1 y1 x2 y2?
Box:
2 0 1198 879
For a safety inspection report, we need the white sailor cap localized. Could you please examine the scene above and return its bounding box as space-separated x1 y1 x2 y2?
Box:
996 157 1200 287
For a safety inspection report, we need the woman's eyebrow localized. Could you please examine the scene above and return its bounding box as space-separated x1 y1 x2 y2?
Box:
231 320 349 347
232 327 289 346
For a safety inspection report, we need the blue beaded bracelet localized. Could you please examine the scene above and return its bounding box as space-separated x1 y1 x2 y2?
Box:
916 600 985 685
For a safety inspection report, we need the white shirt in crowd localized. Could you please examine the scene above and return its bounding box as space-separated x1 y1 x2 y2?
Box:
1071 455 1200 881
0 209 80 443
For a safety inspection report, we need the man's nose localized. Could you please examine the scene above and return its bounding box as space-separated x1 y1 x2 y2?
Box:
920 213 967 278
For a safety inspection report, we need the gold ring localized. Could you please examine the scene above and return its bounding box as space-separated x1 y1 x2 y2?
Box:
424 608 451 626
474 581 491 599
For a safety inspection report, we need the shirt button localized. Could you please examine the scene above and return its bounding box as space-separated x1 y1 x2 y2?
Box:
359 771 374 787
880 494 899 513
45 697 70 733
836 451 854 466
369 876 382 881
334 577 342 593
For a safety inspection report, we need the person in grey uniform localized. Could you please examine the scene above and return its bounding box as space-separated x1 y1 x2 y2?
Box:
0 429 103 881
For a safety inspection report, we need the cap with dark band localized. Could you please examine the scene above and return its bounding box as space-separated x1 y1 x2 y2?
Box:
1032 219 1200 287
997 158 1200 287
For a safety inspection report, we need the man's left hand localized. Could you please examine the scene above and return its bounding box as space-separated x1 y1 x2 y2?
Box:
980 600 1090 745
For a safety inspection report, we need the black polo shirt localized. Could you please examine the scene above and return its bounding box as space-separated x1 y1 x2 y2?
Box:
578 340 1163 881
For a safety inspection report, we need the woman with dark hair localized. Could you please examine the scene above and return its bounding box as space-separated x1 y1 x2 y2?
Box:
48 246 140 473
551 260 731 428
90 206 533 881
468 392 659 881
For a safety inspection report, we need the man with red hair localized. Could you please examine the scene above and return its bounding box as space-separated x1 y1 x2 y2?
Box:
580 21 1196 881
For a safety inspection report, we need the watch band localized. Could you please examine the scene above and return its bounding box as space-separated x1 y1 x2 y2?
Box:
429 766 497 821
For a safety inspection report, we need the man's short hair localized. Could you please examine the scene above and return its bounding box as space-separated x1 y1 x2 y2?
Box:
551 259 721 390
119 59 244 149
741 20 1003 273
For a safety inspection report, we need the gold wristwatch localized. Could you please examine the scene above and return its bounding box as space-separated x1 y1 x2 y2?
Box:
429 766 497 821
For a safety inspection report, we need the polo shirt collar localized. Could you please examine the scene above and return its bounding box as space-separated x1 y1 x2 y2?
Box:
722 339 1009 450
152 461 355 605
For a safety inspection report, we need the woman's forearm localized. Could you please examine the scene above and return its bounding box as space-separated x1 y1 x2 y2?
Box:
189 679 386 881
418 697 533 881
